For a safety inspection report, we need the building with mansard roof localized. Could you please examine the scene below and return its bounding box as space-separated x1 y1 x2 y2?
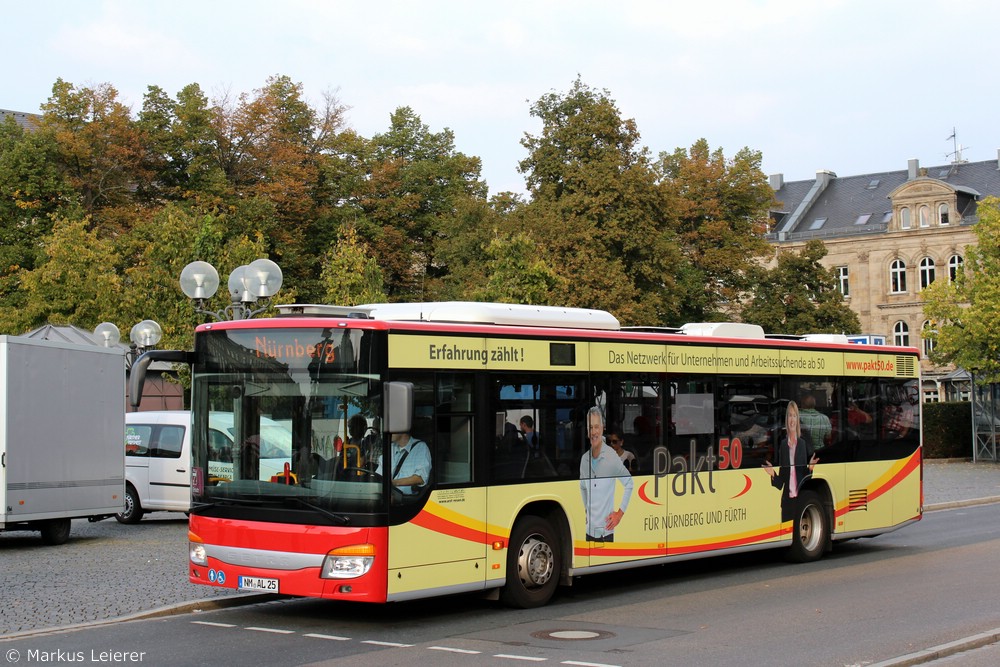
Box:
767 152 1000 403
0 108 41 131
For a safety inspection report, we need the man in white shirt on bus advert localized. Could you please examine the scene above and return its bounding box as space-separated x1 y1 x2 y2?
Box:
580 406 634 542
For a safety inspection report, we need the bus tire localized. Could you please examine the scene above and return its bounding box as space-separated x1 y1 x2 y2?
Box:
40 518 71 545
499 515 561 609
787 490 828 563
116 485 144 524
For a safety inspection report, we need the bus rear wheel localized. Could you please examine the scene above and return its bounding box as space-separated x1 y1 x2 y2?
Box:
788 490 828 562
499 516 561 609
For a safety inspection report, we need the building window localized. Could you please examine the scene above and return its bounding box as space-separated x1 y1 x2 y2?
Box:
948 254 964 282
919 205 930 228
894 320 910 347
836 266 850 297
923 389 940 403
922 320 937 356
919 257 936 289
890 259 907 293
938 203 949 225
900 207 911 229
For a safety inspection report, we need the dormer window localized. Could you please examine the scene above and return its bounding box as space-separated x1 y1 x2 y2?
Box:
900 207 911 229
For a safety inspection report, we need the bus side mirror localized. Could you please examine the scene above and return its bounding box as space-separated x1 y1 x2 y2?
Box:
384 381 413 435
128 350 195 409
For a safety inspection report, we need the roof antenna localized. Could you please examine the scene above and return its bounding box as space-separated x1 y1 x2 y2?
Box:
946 127 969 164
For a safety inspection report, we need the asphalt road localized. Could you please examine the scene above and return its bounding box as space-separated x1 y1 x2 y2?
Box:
4 502 1000 666
2 459 1000 662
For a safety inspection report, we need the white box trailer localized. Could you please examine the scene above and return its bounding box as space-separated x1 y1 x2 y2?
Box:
0 336 125 544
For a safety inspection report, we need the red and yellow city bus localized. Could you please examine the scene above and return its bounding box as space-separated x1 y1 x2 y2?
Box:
131 302 922 608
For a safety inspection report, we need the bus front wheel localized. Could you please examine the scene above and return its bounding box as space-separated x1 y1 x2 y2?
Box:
499 516 561 609
788 490 828 563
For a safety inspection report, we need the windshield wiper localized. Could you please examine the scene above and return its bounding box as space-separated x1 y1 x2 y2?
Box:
285 497 351 525
190 497 270 512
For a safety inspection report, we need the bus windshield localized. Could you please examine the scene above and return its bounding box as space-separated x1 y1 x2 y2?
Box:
190 327 387 521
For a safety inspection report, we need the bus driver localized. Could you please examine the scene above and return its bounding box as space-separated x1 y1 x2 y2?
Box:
378 430 431 495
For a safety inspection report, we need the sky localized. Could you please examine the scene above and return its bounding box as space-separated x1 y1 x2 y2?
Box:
3 0 997 197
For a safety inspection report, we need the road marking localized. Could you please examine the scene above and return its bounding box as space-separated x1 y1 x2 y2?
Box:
362 640 413 647
303 633 351 641
191 621 236 628
429 646 482 654
246 626 295 634
494 655 547 662
563 661 622 667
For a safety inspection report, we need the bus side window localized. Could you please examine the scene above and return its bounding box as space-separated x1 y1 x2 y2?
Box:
436 372 474 485
438 416 472 484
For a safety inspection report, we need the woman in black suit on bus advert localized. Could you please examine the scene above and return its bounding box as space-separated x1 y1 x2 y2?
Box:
763 400 819 523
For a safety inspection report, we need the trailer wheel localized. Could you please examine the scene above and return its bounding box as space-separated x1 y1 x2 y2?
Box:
787 490 828 563
499 515 561 609
40 518 71 545
116 485 144 524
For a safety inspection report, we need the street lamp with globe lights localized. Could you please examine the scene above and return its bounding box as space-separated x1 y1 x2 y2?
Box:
94 319 163 369
180 258 283 320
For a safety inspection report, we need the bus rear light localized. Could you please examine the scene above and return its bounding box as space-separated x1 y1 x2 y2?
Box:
321 544 375 579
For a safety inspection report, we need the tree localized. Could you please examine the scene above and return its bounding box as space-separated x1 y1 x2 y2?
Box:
137 83 226 203
320 224 386 306
468 231 562 304
658 139 776 322
0 117 77 320
923 196 1000 381
0 215 121 334
113 203 276 351
515 79 682 325
741 239 861 335
360 107 487 300
38 79 151 230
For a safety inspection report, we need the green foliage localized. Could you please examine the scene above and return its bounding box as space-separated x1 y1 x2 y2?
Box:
469 231 562 304
320 224 386 306
0 215 121 334
741 239 861 335
658 140 776 322
922 402 974 459
923 197 1000 382
515 78 682 325
1 73 794 340
360 106 487 301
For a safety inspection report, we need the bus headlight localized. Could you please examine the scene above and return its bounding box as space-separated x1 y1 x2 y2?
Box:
320 544 375 579
190 542 208 566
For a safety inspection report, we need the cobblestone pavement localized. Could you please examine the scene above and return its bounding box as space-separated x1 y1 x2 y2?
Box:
0 515 255 637
3 459 1000 638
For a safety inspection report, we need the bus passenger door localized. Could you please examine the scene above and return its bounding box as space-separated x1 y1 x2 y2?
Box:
387 373 488 598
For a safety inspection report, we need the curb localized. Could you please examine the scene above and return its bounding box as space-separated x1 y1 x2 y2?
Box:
924 495 1000 511
870 627 1000 666
0 593 281 641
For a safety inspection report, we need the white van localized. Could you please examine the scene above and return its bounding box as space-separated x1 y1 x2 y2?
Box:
118 411 292 523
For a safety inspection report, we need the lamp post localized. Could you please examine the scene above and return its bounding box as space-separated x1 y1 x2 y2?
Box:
179 258 283 320
94 320 163 368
